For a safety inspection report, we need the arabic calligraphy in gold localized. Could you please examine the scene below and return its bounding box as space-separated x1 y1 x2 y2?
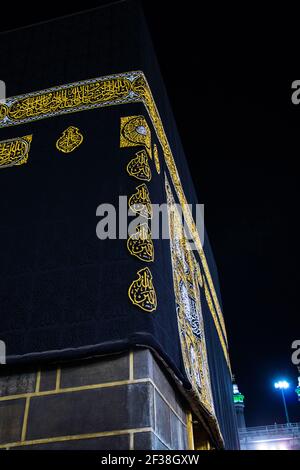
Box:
0 135 33 169
0 72 229 371
127 223 154 262
120 115 152 159
128 183 152 219
153 144 161 174
1 76 132 125
0 103 7 121
126 149 152 182
56 126 83 153
130 75 229 360
165 176 215 415
128 267 157 312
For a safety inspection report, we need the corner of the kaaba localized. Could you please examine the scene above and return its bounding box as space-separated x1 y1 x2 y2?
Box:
0 0 240 451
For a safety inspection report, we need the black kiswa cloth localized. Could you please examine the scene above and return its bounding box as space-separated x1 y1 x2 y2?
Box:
0 0 238 449
0 102 177 363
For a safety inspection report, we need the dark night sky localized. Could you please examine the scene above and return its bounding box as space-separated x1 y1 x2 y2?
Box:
1 0 299 427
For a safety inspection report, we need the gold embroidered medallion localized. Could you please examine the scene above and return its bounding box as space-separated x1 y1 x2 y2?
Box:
127 223 154 262
128 183 152 219
126 149 152 182
128 267 157 312
56 126 83 153
0 135 33 169
120 115 152 158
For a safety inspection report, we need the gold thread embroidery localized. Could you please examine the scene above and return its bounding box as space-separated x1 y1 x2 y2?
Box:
165 176 214 415
127 223 154 262
128 267 157 312
130 74 229 358
0 103 7 120
56 126 83 153
128 183 153 219
153 144 161 174
0 135 32 168
0 72 229 369
126 149 152 182
4 77 132 124
120 115 152 159
203 276 227 359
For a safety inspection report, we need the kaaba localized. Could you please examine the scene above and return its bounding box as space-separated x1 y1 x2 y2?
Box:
0 0 239 450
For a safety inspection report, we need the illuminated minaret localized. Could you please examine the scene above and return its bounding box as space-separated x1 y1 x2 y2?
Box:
233 382 246 429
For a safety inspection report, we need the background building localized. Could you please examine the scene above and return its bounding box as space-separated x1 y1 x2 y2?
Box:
234 381 300 450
